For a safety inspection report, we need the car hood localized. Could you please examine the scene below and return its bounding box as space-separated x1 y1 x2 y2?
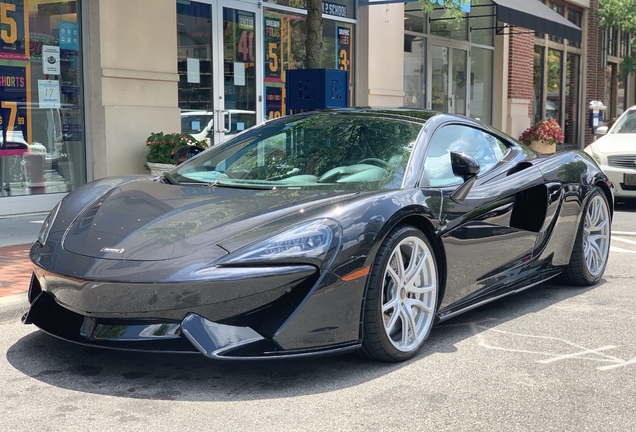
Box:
596 134 636 154
62 178 355 261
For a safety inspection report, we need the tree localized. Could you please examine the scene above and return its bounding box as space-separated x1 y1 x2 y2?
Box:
305 0 324 68
597 0 636 80
420 0 471 21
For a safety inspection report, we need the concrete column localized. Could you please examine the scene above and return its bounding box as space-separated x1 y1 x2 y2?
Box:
357 4 405 107
85 0 180 179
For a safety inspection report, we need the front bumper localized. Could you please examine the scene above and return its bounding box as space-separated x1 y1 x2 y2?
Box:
602 165 636 198
23 255 365 358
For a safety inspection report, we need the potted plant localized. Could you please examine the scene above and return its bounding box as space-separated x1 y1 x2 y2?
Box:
145 132 207 176
518 118 564 154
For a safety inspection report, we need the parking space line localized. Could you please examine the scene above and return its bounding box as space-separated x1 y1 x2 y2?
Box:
537 346 617 364
610 246 636 253
612 231 636 236
462 323 633 369
598 356 636 371
612 236 636 246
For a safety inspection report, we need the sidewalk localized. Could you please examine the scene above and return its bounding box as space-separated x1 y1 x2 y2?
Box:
0 214 45 299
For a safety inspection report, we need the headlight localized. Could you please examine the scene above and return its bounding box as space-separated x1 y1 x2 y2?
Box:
584 145 601 163
219 219 341 265
37 202 61 245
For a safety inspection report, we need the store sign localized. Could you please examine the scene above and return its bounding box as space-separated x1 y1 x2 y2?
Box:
266 86 283 120
265 17 281 81
0 0 27 60
0 64 28 155
59 21 79 51
337 26 351 73
322 2 347 18
42 45 60 75
264 0 355 19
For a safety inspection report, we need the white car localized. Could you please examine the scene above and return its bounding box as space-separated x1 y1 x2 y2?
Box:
585 106 636 199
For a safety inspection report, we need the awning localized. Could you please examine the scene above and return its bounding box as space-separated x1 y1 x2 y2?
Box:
360 0 582 43
490 0 581 43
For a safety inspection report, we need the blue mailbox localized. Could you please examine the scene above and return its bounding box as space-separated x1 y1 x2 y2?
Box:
286 68 350 114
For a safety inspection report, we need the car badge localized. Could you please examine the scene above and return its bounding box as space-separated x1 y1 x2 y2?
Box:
101 247 125 254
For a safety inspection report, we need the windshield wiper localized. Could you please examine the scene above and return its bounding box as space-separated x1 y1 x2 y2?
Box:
209 180 276 190
162 172 177 185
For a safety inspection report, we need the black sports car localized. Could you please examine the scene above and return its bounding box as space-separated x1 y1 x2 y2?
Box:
23 109 613 362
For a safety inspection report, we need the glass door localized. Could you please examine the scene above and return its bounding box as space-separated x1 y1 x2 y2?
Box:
428 42 469 116
177 1 262 146
213 1 262 144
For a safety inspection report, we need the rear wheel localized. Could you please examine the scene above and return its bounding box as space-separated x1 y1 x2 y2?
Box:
560 187 611 286
360 225 438 362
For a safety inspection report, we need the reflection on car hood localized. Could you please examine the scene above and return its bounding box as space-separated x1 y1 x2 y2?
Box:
596 134 636 155
62 179 354 261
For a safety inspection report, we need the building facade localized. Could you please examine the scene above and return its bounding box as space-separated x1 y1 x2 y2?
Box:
0 0 633 217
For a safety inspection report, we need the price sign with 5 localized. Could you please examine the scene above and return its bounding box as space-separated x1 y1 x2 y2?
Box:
0 1 27 59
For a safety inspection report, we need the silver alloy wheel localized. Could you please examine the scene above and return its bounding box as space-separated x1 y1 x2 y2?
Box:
583 194 611 277
381 236 437 352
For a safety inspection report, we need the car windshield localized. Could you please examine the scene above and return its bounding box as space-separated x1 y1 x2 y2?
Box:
611 109 636 134
171 112 426 190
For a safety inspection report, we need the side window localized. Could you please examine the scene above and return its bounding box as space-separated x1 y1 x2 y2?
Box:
424 125 509 187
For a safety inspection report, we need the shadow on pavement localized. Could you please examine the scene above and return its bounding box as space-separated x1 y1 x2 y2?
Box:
615 199 636 213
5 281 599 401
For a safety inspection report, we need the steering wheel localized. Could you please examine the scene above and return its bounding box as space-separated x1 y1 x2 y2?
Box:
358 158 391 168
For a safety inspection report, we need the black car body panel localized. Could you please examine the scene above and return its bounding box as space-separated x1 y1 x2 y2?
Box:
23 109 614 359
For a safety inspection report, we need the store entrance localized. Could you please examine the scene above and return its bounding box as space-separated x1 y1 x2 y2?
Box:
177 0 262 145
428 42 469 116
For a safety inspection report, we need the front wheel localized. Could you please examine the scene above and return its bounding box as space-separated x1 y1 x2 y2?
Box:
560 187 611 286
360 225 438 362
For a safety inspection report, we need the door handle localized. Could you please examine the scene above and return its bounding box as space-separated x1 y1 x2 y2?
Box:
217 110 231 133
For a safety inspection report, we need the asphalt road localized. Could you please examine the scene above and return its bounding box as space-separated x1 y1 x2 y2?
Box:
1 202 635 431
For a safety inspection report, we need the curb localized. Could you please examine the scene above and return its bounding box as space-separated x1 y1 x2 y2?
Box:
0 293 29 324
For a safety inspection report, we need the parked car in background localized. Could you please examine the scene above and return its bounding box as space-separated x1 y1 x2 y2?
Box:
585 106 636 200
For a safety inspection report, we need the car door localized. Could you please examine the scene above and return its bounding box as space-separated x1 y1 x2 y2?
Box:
422 124 546 309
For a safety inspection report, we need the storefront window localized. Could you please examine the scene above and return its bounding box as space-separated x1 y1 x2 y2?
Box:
471 47 492 124
618 75 626 117
1 0 84 198
430 8 467 41
605 64 617 120
533 46 544 124
470 0 494 46
263 8 354 119
404 35 426 109
549 2 564 43
567 9 581 48
565 53 580 145
404 3 425 34
547 49 562 123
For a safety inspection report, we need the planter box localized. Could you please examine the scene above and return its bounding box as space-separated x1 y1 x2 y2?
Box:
147 162 175 176
530 140 556 154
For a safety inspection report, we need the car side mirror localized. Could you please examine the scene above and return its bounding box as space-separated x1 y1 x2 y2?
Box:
450 151 480 181
449 152 480 204
173 145 206 164
596 126 608 136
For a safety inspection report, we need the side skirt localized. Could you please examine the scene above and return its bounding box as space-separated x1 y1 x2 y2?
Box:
435 271 561 323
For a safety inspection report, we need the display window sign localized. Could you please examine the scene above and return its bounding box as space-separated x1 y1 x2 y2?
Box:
0 63 29 155
0 0 28 61
265 86 283 120
265 17 281 81
42 45 60 75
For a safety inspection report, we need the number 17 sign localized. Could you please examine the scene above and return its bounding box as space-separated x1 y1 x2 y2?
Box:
38 79 61 108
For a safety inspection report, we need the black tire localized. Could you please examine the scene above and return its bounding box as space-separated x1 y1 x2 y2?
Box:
559 187 611 286
360 225 438 362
